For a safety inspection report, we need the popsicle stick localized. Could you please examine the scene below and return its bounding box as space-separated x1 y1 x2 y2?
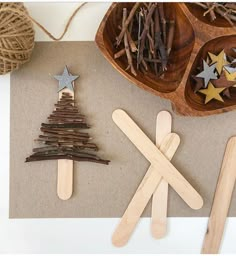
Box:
57 88 74 200
151 111 171 238
201 137 236 254
57 159 73 200
112 133 180 247
112 109 203 210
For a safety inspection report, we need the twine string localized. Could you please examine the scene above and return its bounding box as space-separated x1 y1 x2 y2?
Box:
0 2 87 75
28 2 87 41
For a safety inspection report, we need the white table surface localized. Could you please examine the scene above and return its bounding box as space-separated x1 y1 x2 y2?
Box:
0 2 236 254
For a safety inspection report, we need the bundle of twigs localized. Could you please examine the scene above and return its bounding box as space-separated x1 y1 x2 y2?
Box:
114 3 176 77
193 3 236 26
26 92 110 165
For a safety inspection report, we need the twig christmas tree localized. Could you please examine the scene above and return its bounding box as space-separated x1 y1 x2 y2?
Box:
26 66 110 199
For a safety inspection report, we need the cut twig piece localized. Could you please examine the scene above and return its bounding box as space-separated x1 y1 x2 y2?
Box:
158 3 167 45
116 2 140 46
127 30 137 52
205 3 216 21
138 3 157 64
114 48 126 59
154 7 167 70
166 20 175 56
136 11 142 70
123 8 137 76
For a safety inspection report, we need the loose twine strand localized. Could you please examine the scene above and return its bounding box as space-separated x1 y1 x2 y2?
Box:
0 2 87 75
28 2 87 41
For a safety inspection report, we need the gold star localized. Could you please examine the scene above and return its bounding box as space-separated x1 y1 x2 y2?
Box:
208 50 228 75
199 82 225 104
224 68 236 82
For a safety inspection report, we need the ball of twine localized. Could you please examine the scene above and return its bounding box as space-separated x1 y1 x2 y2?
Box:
0 3 35 75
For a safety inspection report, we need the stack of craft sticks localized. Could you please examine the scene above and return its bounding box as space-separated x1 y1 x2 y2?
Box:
111 109 203 247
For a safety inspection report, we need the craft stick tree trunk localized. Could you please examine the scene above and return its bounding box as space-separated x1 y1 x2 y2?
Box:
26 66 110 200
57 88 74 200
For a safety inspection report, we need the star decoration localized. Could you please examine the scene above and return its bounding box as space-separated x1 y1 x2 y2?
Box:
199 82 225 104
224 59 236 74
224 65 236 74
54 66 79 92
224 68 236 82
208 50 228 75
196 60 218 88
212 72 236 98
191 75 204 92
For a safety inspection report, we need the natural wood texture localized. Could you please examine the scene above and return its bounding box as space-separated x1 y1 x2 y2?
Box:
57 159 73 200
201 137 236 254
57 88 74 200
151 111 171 239
95 3 236 116
112 132 180 247
112 109 203 209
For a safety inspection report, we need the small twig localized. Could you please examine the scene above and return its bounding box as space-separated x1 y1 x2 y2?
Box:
204 3 216 21
127 30 138 52
138 3 157 64
158 3 167 44
123 8 137 76
137 11 142 69
26 154 110 165
116 2 140 46
154 7 167 71
114 48 126 59
167 20 175 56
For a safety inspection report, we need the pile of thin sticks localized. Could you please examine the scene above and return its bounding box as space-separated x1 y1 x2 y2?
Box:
194 3 236 26
114 3 176 77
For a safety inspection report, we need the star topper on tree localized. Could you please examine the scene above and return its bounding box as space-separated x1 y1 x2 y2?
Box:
54 65 79 92
26 66 110 200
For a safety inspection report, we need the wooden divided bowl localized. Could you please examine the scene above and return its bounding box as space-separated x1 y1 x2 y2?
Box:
95 3 236 116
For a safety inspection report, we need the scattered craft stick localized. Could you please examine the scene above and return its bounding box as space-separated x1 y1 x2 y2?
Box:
112 132 180 247
111 109 203 246
151 111 172 239
112 109 203 210
202 137 236 254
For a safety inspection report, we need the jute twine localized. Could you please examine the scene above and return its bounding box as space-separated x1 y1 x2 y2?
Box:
0 2 86 75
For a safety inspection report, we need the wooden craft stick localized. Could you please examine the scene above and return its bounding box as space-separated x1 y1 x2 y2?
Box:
112 132 180 247
202 137 236 254
151 111 171 239
112 109 203 210
57 88 74 200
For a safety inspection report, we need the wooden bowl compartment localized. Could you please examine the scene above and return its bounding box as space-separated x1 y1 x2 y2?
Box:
185 3 233 28
97 3 195 93
185 36 236 111
96 3 236 116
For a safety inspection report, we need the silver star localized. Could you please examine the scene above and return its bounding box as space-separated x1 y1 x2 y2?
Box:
54 66 79 92
196 60 218 88
224 59 236 74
